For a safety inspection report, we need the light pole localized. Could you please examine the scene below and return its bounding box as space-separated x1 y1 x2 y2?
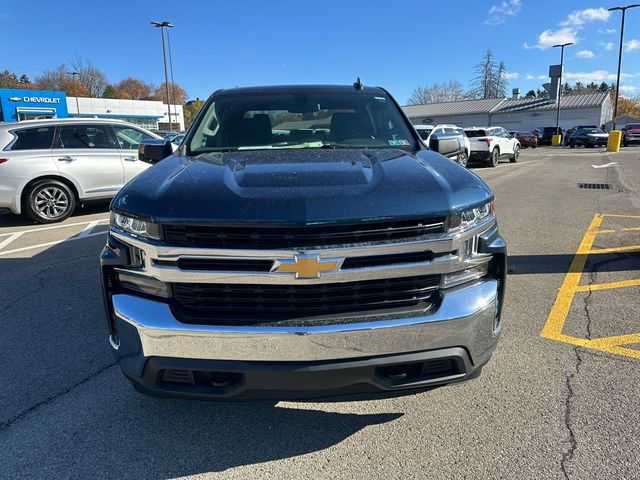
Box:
167 31 177 130
151 21 174 131
66 71 80 116
552 42 573 138
608 4 640 130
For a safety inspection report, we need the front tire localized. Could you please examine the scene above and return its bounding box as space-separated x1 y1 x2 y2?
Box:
456 151 468 168
489 148 500 167
510 145 520 163
570 141 576 149
24 180 76 224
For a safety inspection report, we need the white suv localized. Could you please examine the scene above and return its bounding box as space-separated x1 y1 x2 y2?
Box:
0 118 162 223
464 126 520 167
414 124 471 166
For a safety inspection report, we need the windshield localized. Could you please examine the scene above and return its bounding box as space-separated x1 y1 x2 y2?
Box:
188 91 416 154
465 130 487 137
585 128 605 134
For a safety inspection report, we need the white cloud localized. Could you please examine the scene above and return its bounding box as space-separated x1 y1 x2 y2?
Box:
560 8 611 26
524 27 577 50
625 39 640 52
619 85 638 95
504 72 519 79
525 74 548 80
604 42 615 51
598 28 616 34
564 70 634 83
485 0 522 26
576 49 594 59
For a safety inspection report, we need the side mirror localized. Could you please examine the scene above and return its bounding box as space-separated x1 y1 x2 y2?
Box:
429 132 464 158
138 139 173 164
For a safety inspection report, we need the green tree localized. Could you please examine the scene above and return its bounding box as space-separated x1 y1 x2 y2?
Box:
0 70 20 88
102 84 118 98
598 82 610 92
536 88 549 99
525 89 537 98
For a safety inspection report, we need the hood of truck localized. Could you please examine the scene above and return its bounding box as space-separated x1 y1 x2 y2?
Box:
112 149 492 225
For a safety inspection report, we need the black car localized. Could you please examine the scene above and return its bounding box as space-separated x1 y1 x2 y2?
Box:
539 127 563 145
101 84 506 400
569 128 609 148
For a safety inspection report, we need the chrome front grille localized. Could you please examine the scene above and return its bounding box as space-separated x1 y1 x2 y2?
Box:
110 216 496 324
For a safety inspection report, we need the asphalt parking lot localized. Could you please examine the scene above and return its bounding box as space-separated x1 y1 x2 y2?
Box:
1 146 639 479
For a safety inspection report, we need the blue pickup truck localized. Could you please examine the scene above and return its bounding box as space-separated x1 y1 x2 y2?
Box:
100 83 506 400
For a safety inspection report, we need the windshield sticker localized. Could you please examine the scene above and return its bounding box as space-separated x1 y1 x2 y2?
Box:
388 139 410 146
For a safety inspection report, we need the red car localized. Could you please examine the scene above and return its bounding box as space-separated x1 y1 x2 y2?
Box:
622 123 640 146
509 131 538 148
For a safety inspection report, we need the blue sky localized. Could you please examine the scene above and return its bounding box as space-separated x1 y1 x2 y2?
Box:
1 0 639 103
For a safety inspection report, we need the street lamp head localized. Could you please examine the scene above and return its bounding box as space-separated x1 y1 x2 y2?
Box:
552 42 574 48
151 21 174 28
608 5 640 11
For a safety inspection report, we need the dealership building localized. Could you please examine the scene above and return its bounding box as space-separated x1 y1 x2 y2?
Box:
0 88 184 130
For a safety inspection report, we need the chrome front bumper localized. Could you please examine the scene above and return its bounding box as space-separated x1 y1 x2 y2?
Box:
112 280 501 378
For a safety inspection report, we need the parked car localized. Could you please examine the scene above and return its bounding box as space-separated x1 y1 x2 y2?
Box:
101 83 506 400
0 118 163 223
414 124 470 166
509 131 538 148
568 127 609 148
465 126 520 167
538 127 563 145
622 123 640 146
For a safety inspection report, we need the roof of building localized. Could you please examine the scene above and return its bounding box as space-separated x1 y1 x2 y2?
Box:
403 92 610 119
402 98 504 118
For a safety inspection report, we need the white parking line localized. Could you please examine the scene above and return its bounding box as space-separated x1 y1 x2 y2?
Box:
0 232 24 251
0 218 109 237
0 230 107 257
77 220 100 238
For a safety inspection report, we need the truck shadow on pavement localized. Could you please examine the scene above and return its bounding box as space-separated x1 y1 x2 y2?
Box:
0 201 111 228
508 253 640 275
0 235 404 478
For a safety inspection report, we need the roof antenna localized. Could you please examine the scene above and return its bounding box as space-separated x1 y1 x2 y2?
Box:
353 77 364 91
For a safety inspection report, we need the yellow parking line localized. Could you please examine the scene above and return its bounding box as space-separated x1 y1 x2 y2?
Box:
575 279 640 292
590 333 640 348
596 226 640 234
587 245 640 254
541 214 603 340
602 214 640 219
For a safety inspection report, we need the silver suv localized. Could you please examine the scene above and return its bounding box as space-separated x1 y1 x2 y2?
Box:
0 118 162 223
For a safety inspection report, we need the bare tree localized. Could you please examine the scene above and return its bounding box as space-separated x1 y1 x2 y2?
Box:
407 80 467 105
469 50 508 99
70 57 108 97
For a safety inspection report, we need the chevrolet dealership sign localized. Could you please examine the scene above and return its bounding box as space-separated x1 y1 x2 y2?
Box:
10 96 61 104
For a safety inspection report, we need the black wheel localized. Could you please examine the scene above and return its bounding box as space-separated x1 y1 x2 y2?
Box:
532 145 537 149
623 141 628 147
586 142 593 148
569 141 575 149
24 179 76 224
510 145 520 163
456 151 468 168
489 148 500 167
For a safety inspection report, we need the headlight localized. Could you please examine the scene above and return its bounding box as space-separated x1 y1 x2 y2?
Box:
110 212 161 240
448 201 494 231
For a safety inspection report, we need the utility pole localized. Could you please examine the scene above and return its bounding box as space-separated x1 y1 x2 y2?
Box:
608 4 640 130
552 42 573 138
151 21 174 131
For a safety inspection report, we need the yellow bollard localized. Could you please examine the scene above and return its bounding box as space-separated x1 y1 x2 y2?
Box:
552 134 562 146
607 130 622 152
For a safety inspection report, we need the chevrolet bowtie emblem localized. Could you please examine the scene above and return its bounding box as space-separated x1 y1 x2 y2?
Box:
272 254 344 278
8 96 21 102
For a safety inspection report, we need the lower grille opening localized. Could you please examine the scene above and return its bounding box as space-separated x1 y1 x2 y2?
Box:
171 275 441 324
161 369 194 385
375 358 461 385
